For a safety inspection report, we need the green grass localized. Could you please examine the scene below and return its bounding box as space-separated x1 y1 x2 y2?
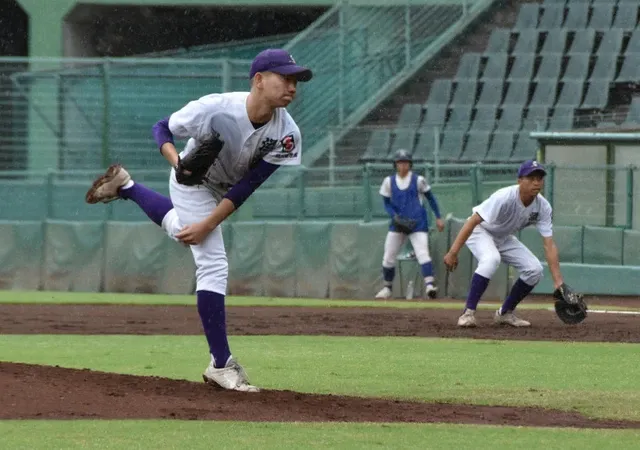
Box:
0 290 636 312
1 421 639 450
1 335 638 420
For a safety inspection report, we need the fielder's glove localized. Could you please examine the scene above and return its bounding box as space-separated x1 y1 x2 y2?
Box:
393 215 417 234
174 132 224 186
553 282 588 325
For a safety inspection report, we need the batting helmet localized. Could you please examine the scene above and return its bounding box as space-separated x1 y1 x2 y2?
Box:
393 149 413 168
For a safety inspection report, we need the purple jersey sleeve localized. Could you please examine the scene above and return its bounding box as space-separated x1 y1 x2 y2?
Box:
223 160 280 208
152 117 174 150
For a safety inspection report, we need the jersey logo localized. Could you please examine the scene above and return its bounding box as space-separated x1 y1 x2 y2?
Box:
249 137 279 168
258 137 278 154
526 212 539 226
280 133 295 152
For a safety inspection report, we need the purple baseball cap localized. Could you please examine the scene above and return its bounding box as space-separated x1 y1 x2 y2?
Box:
518 160 547 178
249 49 313 82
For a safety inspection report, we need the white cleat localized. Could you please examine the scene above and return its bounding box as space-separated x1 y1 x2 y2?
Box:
425 283 437 299
375 286 392 299
85 164 131 204
457 309 477 327
203 357 260 392
494 310 531 327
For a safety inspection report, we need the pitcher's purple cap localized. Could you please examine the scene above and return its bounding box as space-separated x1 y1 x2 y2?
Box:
518 160 547 178
249 49 313 82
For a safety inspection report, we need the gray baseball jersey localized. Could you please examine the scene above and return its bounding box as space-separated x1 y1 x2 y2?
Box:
168 91 302 200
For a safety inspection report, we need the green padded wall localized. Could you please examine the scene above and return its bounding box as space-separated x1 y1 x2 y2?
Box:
328 222 360 299
295 221 331 298
355 221 388 298
0 221 44 290
227 221 266 296
582 226 624 265
263 222 297 297
0 217 638 298
43 221 105 292
623 229 640 266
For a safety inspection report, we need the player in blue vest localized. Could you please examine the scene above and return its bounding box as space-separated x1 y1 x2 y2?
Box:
375 149 445 299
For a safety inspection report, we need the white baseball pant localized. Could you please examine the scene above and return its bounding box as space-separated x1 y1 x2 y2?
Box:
161 169 228 294
382 231 432 267
466 227 543 285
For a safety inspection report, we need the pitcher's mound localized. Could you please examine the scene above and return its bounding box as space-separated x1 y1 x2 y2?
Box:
1 362 638 428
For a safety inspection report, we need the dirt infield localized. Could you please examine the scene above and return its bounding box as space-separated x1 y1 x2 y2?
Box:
1 300 638 426
2 362 639 428
1 303 638 343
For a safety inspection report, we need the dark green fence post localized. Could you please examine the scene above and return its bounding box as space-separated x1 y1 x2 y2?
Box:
547 163 555 210
297 166 306 221
363 163 372 222
627 165 635 229
469 164 480 207
101 60 111 169
46 169 54 220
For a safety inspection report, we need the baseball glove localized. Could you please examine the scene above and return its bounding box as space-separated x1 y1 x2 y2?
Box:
175 132 224 186
393 215 417 234
553 282 588 325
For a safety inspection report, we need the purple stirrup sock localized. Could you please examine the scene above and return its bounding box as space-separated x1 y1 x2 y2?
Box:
382 267 395 287
465 273 490 311
197 290 231 368
119 183 173 227
500 278 535 314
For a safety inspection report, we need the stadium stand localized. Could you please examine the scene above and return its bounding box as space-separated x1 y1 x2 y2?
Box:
354 0 640 165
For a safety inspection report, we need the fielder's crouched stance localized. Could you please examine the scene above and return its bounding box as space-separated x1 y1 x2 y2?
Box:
85 49 312 392
375 149 445 300
444 160 586 328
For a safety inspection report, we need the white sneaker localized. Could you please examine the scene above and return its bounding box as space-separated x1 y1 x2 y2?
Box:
494 309 531 327
202 357 260 392
375 286 392 299
457 309 477 327
425 283 437 299
85 164 131 204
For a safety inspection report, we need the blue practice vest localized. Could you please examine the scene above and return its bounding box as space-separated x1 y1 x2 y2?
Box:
389 173 428 233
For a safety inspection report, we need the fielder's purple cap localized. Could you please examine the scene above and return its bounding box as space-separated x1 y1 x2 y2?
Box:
518 160 547 178
249 49 313 82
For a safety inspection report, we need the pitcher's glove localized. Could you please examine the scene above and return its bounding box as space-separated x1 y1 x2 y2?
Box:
553 283 588 324
174 132 224 186
393 215 417 234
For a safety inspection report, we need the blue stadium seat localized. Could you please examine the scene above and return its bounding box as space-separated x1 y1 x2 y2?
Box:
589 3 615 31
513 30 539 54
555 81 585 107
425 79 452 106
484 29 511 55
514 4 540 30
538 5 565 31
540 29 567 55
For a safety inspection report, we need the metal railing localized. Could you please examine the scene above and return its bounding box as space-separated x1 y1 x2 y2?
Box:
0 163 636 230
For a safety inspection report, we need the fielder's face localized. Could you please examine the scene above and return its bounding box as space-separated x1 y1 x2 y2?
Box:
395 161 411 177
255 72 298 108
518 171 545 197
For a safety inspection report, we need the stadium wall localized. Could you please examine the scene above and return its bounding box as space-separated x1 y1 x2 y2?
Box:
2 217 639 299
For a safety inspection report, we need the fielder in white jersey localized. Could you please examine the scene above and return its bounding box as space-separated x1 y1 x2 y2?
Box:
444 160 566 327
374 149 445 300
85 49 312 392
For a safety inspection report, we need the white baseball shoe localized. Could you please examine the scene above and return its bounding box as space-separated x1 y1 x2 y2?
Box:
425 283 437 299
375 286 392 299
457 309 477 327
494 309 531 327
203 357 260 392
85 164 131 204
